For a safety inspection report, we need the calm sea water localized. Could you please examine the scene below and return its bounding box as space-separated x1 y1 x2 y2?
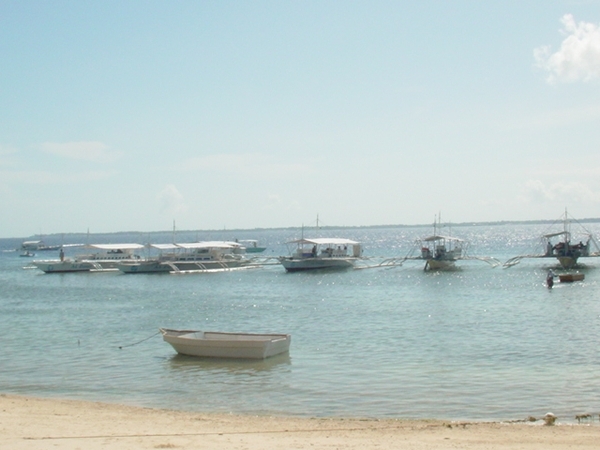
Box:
1 223 600 423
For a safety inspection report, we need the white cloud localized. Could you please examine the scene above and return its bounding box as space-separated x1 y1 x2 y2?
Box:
520 180 600 203
157 184 188 216
0 144 18 168
0 144 17 155
534 14 600 84
40 141 121 163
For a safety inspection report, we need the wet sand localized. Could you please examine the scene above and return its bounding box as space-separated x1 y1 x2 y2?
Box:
2 394 599 449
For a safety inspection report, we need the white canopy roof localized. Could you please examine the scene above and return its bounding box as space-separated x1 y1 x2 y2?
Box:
149 243 179 250
288 238 360 245
89 243 145 250
543 231 569 239
175 241 240 250
421 235 463 242
148 241 242 250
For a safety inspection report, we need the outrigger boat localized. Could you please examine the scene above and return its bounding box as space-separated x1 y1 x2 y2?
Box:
279 237 363 272
117 241 250 274
20 240 61 252
417 234 465 271
504 210 600 269
399 217 500 271
33 244 144 273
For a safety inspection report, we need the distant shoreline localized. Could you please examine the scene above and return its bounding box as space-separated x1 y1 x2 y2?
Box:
6 217 600 241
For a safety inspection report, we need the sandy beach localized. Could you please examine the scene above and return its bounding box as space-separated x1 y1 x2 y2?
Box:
2 394 599 449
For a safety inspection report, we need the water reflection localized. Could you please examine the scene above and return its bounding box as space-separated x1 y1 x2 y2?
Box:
165 352 292 375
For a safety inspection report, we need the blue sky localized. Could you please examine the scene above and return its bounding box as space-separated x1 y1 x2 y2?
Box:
1 1 600 237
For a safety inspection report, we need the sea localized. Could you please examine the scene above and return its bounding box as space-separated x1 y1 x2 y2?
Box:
1 221 600 423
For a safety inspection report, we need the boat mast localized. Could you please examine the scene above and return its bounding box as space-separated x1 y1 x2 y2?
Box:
433 213 439 236
563 207 570 243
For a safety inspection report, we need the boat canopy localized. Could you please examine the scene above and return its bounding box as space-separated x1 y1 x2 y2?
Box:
543 231 569 239
22 240 42 246
176 241 241 250
421 235 463 243
288 238 359 246
88 243 145 250
147 241 243 251
149 243 179 251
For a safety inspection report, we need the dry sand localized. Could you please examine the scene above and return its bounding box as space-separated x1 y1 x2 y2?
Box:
2 393 599 449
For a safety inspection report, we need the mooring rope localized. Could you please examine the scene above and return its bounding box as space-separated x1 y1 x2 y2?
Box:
118 331 161 349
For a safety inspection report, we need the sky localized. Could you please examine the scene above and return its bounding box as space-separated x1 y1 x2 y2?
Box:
1 1 600 238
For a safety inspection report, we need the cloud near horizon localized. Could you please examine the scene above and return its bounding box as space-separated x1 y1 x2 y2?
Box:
157 184 188 216
0 144 18 168
534 14 600 84
521 180 600 204
40 141 121 163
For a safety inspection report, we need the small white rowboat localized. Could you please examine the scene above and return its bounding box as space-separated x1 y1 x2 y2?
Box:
159 328 291 359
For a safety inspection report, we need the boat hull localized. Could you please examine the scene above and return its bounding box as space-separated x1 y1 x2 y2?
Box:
117 260 171 273
556 256 578 269
279 257 356 272
160 328 291 359
118 259 249 273
424 258 457 271
169 259 247 272
34 259 138 273
33 260 94 273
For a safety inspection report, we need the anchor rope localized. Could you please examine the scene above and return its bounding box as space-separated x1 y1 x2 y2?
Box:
118 331 161 349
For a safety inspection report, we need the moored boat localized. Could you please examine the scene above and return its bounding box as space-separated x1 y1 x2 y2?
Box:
504 210 600 269
402 215 465 271
400 215 500 271
117 241 250 274
20 240 61 252
33 243 144 273
159 328 291 359
278 237 362 272
417 234 464 271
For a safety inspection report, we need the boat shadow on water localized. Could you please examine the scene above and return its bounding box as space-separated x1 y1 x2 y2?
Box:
164 352 292 374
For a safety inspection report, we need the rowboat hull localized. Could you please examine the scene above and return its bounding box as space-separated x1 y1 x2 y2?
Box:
160 328 291 359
